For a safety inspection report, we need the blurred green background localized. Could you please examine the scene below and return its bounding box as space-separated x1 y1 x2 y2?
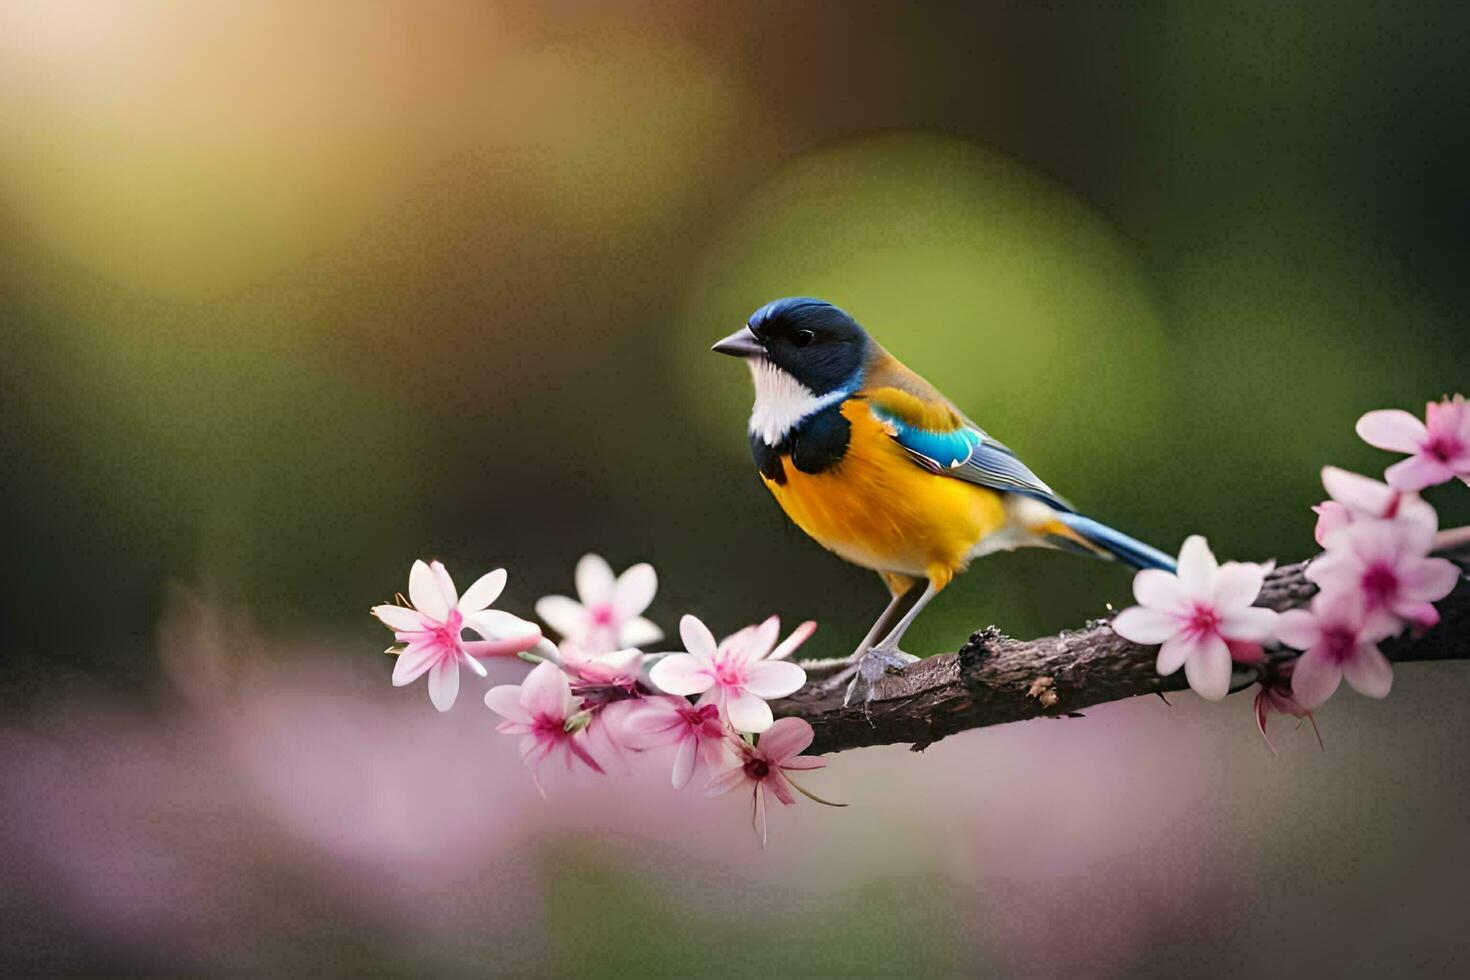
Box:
2 1 1468 975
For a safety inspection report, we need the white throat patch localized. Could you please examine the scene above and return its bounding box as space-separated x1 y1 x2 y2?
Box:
746 358 850 446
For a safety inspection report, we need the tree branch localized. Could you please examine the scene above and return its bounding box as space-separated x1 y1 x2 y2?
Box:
773 529 1470 755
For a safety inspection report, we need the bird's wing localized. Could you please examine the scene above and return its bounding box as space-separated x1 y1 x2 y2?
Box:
863 383 1075 513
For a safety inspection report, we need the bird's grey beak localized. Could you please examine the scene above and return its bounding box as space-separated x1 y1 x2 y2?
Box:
711 326 764 358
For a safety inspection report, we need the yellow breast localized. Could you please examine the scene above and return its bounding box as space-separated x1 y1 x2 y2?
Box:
761 400 1006 585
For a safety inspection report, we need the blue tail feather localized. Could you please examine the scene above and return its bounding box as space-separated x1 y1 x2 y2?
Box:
1055 513 1177 573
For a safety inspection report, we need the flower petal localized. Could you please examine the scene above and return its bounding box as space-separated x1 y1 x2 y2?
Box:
705 762 750 797
535 595 587 640
1312 501 1353 547
521 660 572 717
1182 633 1232 701
725 691 775 733
648 653 714 696
1385 454 1455 492
1218 605 1278 643
1132 569 1188 613
1290 649 1342 709
1397 557 1459 602
1213 562 1267 612
779 756 827 771
612 562 657 619
1175 536 1218 597
1342 645 1393 699
484 684 532 724
679 614 718 661
467 609 542 641
741 616 781 662
372 604 432 632
756 716 815 762
459 649 489 677
462 635 543 659
575 553 616 604
1156 636 1191 676
619 616 664 648
1112 606 1180 645
427 658 460 712
1273 609 1320 650
1321 466 1396 515
409 559 450 620
769 621 817 661
1356 409 1427 453
670 736 698 789
742 660 807 699
457 569 507 613
392 642 440 686
430 561 459 611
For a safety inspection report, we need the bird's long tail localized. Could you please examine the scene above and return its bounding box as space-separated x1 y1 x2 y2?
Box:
1050 512 1177 573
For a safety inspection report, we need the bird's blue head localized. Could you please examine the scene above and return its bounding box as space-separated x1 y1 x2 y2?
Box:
711 297 869 396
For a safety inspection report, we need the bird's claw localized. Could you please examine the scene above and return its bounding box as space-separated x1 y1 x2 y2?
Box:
842 645 919 707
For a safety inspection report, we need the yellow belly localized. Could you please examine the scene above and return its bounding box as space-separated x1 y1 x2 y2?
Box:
762 401 1006 585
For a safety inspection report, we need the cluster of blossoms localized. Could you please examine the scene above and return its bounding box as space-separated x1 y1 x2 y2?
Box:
373 554 838 843
1112 395 1466 749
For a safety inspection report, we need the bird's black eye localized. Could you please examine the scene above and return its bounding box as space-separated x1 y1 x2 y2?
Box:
792 329 815 348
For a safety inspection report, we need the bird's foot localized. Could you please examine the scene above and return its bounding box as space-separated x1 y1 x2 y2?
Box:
841 644 920 707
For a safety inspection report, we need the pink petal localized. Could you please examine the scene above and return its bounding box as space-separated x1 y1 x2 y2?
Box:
1290 649 1342 709
648 653 714 696
1342 645 1393 699
1387 600 1439 632
742 660 807 699
1182 633 1232 701
1312 501 1353 547
1213 562 1267 611
462 635 542 659
779 756 826 771
427 658 460 712
1218 605 1278 643
619 699 685 742
372 604 432 632
408 559 450 620
670 736 698 789
619 616 664 647
769 620 817 660
484 684 533 724
521 660 573 716
457 569 507 613
1132 569 1188 613
743 616 781 662
756 717 815 762
725 691 775 733
766 770 797 806
1273 609 1321 650
1112 606 1179 645
1155 636 1191 676
392 642 440 686
1384 454 1455 492
1175 536 1218 596
575 553 616 605
1321 466 1396 515
679 614 718 661
1356 408 1427 453
1397 556 1459 602
612 563 657 619
429 561 459 611
705 763 750 797
535 595 586 640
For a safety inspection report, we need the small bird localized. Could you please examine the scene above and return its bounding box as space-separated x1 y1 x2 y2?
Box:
711 297 1177 703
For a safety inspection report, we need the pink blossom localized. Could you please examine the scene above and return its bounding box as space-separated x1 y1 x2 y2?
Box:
621 696 732 789
1357 394 1470 490
705 717 837 845
484 661 604 787
1305 518 1458 634
372 560 543 711
1312 466 1436 547
1277 589 1401 709
1252 666 1320 754
558 644 645 690
535 554 662 654
648 614 812 733
1110 536 1278 701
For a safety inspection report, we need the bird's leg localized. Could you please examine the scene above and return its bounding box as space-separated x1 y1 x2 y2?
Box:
817 588 911 695
843 582 940 707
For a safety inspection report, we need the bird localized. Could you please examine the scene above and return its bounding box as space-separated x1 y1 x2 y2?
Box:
711 297 1177 704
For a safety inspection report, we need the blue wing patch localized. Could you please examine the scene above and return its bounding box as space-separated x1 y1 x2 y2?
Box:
871 406 1073 512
